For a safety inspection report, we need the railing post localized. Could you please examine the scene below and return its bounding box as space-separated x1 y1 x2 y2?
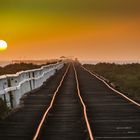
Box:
2 80 8 104
7 78 13 108
29 72 33 91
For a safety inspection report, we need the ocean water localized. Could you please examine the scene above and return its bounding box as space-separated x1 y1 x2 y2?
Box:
0 60 140 67
0 61 11 67
80 60 140 65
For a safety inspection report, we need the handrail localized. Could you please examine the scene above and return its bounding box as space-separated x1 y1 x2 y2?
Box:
0 68 54 95
0 61 60 79
0 61 65 108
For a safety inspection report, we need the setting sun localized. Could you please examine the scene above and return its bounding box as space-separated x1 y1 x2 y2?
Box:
0 40 8 51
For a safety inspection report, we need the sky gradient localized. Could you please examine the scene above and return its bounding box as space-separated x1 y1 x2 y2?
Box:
0 0 140 61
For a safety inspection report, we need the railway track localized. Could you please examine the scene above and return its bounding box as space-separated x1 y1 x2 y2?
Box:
33 63 94 140
76 64 140 140
0 63 94 140
0 64 68 140
0 62 140 140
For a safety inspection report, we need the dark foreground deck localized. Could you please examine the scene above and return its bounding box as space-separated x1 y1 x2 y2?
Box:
0 63 140 140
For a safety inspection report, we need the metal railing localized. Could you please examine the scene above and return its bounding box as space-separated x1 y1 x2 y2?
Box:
0 61 64 109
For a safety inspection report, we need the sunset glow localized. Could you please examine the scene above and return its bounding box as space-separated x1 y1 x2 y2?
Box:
0 0 140 61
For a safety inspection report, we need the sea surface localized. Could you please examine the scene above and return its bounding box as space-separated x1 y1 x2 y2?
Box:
80 60 140 65
0 61 11 67
0 60 140 67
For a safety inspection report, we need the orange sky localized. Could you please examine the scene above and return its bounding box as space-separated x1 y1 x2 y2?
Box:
0 0 140 61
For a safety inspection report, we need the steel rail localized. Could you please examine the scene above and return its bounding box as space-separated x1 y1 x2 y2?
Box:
33 64 70 140
82 65 140 108
73 63 94 140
